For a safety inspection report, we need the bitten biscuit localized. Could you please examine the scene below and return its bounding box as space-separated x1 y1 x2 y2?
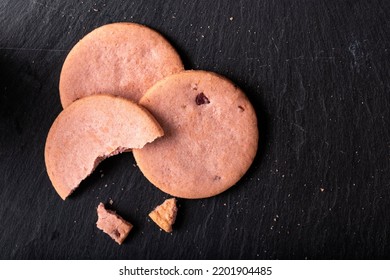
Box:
149 198 178 233
59 22 184 108
133 70 258 199
96 203 133 245
44 95 164 200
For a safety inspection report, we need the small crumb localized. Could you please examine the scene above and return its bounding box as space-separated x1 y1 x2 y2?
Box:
93 8 98 12
100 173 104 178
109 199 113 205
320 188 325 192
229 16 234 21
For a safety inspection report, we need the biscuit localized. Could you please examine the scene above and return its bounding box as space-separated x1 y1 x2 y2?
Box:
96 203 133 245
133 70 258 199
59 22 184 108
149 198 177 233
45 94 164 200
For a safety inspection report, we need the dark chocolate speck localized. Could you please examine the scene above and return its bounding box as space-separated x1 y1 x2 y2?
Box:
195 92 210 105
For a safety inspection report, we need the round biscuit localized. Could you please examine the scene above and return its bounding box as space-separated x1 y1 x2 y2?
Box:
133 70 258 199
59 22 184 108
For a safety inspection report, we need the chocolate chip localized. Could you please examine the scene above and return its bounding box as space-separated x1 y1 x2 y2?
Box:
214 175 221 181
238 105 245 112
195 92 210 105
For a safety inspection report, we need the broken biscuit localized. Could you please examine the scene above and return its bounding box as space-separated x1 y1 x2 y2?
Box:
96 203 133 245
44 94 164 200
149 198 178 233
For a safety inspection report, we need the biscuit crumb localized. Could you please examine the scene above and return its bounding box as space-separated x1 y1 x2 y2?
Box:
149 198 177 233
96 203 133 245
229 17 234 21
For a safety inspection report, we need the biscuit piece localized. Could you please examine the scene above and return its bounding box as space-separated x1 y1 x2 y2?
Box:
133 70 258 199
59 22 184 108
45 95 164 200
96 203 133 245
149 198 177 233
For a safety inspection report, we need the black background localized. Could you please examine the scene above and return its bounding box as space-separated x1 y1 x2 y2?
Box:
0 0 389 259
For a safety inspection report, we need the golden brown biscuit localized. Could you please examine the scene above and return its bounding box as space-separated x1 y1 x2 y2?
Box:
59 22 184 108
45 94 164 200
149 198 178 233
133 70 258 199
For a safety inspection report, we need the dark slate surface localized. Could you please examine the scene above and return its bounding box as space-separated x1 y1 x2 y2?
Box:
0 0 389 260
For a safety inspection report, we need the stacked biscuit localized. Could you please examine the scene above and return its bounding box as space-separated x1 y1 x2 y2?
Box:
45 23 258 244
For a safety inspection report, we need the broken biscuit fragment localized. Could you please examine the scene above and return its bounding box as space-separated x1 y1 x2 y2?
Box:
44 94 164 200
149 198 178 233
96 203 133 245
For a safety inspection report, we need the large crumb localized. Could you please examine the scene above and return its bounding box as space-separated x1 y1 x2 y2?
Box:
96 203 133 245
149 198 177 233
